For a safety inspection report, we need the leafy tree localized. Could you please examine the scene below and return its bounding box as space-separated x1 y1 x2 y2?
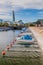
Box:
0 22 3 27
3 22 9 27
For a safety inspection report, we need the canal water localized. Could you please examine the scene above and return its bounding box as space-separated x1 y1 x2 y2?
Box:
0 30 21 50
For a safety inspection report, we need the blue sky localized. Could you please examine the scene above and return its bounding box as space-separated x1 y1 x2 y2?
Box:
0 0 43 23
15 9 43 23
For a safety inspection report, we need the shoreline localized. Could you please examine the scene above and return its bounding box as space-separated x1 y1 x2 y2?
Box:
29 27 43 55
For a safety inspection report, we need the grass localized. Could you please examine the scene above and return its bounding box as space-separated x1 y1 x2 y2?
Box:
0 55 43 65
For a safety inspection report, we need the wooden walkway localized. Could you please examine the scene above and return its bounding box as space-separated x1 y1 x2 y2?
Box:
30 27 43 55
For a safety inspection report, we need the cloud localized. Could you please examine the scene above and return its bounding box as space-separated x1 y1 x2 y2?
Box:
9 0 43 9
0 8 12 19
38 11 43 14
0 0 12 20
0 0 42 11
0 0 43 11
37 11 43 17
0 0 43 21
0 15 12 21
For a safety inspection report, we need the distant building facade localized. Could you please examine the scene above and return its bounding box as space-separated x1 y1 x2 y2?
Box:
18 20 24 25
36 19 43 27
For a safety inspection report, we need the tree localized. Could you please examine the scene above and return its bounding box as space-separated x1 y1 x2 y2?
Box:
3 22 9 27
24 23 30 27
0 22 3 27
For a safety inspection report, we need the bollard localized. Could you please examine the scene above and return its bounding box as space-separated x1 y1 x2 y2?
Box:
7 45 10 51
2 50 6 57
10 43 13 47
14 39 16 42
12 41 14 44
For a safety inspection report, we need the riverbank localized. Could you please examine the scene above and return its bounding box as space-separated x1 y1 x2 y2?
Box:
29 27 43 55
0 26 23 31
0 27 14 31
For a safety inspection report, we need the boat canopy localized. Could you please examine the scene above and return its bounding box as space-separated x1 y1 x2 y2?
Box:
21 35 32 40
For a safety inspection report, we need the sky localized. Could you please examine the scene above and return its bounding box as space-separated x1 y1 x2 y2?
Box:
0 0 43 23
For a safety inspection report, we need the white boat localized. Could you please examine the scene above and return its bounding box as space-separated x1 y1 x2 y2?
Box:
16 38 34 43
16 35 34 43
19 32 32 36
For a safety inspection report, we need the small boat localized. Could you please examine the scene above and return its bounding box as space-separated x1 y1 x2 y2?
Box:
19 33 32 36
16 35 34 43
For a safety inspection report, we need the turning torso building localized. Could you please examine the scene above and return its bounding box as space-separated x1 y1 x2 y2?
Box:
12 10 15 22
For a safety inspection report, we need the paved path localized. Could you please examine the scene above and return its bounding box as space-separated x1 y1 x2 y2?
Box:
29 27 43 54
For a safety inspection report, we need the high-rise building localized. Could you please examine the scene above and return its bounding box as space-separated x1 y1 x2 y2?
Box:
12 10 15 22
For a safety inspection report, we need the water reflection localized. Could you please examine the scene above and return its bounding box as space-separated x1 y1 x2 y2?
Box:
0 30 14 50
0 30 21 50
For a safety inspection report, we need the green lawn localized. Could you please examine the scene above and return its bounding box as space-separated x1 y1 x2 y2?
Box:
0 56 43 65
